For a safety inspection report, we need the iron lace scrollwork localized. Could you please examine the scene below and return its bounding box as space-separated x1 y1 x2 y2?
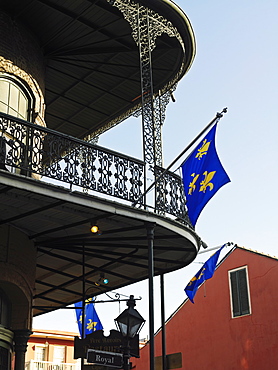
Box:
0 113 145 205
154 166 191 226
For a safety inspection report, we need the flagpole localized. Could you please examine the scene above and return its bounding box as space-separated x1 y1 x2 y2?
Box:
198 242 233 254
132 108 228 207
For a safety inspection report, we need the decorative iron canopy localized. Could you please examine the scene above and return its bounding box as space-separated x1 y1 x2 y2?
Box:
1 0 195 140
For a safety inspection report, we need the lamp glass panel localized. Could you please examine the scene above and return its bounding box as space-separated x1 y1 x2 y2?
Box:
129 323 141 338
118 322 128 337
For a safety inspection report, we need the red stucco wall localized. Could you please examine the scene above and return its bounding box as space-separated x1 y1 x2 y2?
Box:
132 248 278 370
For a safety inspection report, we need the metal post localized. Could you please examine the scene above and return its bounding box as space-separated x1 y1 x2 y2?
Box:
160 274 167 370
123 346 130 370
138 6 156 169
81 243 86 370
107 1 182 212
146 222 155 370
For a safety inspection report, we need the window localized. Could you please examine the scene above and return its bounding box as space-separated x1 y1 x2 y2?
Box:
35 345 46 369
53 346 65 364
229 266 251 317
35 346 45 362
0 76 31 120
0 75 34 173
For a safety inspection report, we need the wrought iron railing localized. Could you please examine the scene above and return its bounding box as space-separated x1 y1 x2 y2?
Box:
154 166 190 224
25 359 80 370
0 112 190 225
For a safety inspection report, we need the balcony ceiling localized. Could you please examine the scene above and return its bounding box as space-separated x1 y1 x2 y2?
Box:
0 171 199 316
1 0 195 139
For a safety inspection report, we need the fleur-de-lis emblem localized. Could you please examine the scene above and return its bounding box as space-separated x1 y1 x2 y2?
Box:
187 268 206 286
199 171 216 193
188 173 200 195
87 319 98 331
195 139 211 160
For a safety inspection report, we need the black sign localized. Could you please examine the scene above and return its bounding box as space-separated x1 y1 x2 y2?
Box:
87 349 123 368
74 330 139 359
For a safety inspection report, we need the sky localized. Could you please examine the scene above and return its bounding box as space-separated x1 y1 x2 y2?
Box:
33 0 278 339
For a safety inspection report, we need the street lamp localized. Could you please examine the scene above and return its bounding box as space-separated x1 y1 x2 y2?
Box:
115 295 145 370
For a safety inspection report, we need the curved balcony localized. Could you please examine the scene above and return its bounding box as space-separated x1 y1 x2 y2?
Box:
0 0 200 323
0 113 190 224
0 112 200 316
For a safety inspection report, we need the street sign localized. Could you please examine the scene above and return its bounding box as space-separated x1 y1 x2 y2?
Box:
87 349 123 368
74 329 139 359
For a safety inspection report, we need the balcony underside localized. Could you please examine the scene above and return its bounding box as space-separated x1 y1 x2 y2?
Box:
0 170 199 316
1 0 195 139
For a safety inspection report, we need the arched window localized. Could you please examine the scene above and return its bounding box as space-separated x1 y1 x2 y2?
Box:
0 75 34 174
0 75 33 120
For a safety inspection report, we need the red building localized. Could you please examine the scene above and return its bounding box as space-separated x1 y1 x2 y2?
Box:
133 246 278 370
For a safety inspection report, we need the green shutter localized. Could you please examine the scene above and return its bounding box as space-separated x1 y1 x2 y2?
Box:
237 269 250 315
230 268 250 317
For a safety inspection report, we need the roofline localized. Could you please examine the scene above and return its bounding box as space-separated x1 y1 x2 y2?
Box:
139 0 196 75
158 0 196 72
30 329 79 340
232 245 278 261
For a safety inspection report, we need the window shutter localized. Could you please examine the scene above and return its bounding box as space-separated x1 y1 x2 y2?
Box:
238 269 250 315
230 271 240 317
230 268 250 317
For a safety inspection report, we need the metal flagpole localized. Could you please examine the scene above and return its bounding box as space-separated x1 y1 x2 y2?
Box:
132 108 228 207
198 242 234 254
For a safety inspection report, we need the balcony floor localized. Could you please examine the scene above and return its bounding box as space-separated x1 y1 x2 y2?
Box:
0 170 199 316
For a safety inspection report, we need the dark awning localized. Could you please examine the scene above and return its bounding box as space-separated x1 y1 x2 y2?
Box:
1 0 195 139
0 170 199 316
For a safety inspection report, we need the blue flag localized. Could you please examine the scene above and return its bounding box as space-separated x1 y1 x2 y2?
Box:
181 124 230 226
75 298 103 337
184 244 225 303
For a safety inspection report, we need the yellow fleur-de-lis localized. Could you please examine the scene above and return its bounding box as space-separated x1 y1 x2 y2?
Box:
187 268 206 286
188 173 200 195
87 319 98 331
199 171 216 193
195 139 211 160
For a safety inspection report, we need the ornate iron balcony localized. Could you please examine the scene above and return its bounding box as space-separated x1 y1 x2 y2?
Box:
0 112 190 226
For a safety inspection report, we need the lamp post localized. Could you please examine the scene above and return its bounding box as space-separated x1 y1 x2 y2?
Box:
115 295 145 370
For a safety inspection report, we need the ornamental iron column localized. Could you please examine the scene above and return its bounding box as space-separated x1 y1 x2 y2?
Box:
13 329 32 370
107 0 183 208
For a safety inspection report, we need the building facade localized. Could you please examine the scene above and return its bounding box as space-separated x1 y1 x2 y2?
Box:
25 329 80 370
0 1 201 369
132 246 278 370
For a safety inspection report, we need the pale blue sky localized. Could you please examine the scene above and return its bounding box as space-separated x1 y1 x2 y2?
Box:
34 0 278 339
